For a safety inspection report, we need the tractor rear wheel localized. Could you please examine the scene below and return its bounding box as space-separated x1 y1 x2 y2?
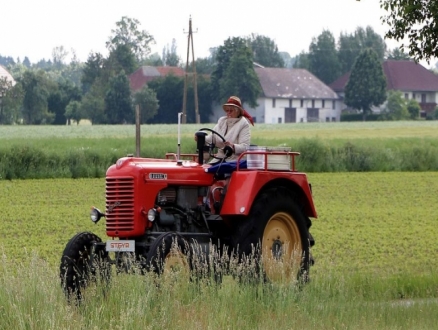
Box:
60 232 110 302
231 187 310 284
146 232 191 280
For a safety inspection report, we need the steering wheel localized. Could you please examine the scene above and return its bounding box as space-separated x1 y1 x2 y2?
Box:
199 128 233 161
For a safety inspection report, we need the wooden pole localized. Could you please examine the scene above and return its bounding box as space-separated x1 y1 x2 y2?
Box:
182 16 199 124
135 105 140 157
190 21 200 124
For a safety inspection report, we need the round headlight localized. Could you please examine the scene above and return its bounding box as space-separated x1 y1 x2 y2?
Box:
147 208 156 221
90 209 99 222
90 207 103 223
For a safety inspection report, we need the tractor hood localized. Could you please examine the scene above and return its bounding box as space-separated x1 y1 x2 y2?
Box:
106 156 215 186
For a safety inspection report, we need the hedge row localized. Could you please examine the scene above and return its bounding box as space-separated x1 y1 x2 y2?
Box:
1 139 437 180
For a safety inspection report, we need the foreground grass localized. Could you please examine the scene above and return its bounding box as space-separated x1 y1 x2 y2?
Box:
0 253 437 330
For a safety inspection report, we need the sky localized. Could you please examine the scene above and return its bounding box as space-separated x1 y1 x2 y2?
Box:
1 0 431 67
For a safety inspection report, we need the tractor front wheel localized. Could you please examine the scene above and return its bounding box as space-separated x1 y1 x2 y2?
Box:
60 232 110 302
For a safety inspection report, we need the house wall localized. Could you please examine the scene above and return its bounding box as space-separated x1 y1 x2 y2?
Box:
262 97 341 123
406 91 437 103
337 90 438 115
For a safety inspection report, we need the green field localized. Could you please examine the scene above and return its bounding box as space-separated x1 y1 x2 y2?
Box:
1 121 438 179
1 172 437 329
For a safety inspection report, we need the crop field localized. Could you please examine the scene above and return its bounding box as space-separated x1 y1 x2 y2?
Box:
1 121 437 328
0 172 437 329
1 172 437 276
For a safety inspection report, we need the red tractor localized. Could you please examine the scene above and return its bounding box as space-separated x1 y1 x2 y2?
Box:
60 128 317 301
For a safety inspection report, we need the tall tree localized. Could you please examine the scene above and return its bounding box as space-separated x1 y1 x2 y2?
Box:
105 71 134 124
195 56 215 75
308 30 341 84
107 44 137 75
338 26 386 74
293 51 310 70
22 57 31 68
386 47 412 60
81 81 106 124
279 52 294 68
147 75 184 124
380 0 438 62
47 80 81 125
81 52 105 94
248 34 285 68
211 37 260 106
65 100 84 125
0 78 23 124
211 37 247 101
132 85 159 123
52 46 69 68
186 75 213 123
162 39 181 67
219 47 262 108
19 70 56 124
106 16 155 62
344 49 387 121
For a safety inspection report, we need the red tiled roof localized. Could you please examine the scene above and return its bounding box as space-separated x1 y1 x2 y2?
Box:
129 66 185 91
383 60 438 91
329 72 350 92
0 65 16 85
329 60 438 92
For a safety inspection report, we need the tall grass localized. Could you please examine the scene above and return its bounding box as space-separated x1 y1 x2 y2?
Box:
1 252 437 330
0 137 438 180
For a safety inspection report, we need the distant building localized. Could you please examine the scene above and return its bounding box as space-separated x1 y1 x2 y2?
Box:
210 67 341 123
330 60 438 117
0 65 16 86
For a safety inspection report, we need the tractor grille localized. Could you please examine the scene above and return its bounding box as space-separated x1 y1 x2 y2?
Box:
105 177 135 233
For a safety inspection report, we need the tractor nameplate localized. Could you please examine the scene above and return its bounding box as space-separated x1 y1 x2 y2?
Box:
149 173 167 180
106 240 135 252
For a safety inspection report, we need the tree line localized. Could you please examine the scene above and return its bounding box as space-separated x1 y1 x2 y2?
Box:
0 13 434 125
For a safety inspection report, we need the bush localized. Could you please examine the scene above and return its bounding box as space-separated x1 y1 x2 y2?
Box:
341 113 381 121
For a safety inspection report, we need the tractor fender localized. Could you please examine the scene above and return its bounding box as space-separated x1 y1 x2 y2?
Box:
220 171 317 218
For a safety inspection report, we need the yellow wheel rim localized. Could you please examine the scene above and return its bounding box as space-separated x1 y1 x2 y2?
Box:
262 212 303 283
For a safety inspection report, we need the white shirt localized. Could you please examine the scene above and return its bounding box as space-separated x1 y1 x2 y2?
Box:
205 116 251 162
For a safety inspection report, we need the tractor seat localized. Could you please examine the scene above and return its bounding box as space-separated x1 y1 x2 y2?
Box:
205 160 247 179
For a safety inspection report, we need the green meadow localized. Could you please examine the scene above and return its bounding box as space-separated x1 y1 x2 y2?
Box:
1 121 438 179
0 121 437 329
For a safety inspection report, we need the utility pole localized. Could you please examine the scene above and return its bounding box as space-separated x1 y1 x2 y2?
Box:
182 16 200 124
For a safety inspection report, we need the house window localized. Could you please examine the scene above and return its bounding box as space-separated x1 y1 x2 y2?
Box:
413 93 416 99
332 117 336 122
278 117 282 123
289 99 292 108
404 93 409 99
421 94 426 103
332 100 336 109
326 117 330 122
300 99 304 108
312 100 315 108
272 98 276 108
322 100 325 108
